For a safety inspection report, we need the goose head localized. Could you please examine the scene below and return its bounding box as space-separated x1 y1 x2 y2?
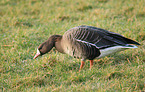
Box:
33 35 62 59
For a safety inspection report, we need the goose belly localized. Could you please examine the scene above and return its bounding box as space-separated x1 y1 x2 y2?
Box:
97 46 127 58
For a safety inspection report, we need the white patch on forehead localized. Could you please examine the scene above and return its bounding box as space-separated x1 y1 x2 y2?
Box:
37 48 41 55
33 48 41 59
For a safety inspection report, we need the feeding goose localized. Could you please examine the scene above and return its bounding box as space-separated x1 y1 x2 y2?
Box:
33 25 140 71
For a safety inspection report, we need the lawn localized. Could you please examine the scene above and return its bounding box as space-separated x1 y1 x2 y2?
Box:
0 0 145 91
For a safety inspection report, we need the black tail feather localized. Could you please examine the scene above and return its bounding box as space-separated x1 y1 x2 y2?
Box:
109 33 140 45
123 37 140 45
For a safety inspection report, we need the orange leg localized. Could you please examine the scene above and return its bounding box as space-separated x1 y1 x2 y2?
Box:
79 61 85 71
90 60 94 69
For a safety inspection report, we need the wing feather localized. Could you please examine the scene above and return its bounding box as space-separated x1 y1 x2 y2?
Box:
72 25 136 49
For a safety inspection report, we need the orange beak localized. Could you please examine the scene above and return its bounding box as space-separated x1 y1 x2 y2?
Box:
33 53 40 59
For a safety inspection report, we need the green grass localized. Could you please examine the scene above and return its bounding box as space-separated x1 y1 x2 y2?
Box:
1 0 145 91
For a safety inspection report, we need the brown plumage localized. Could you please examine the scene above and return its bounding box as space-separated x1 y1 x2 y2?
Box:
33 25 140 71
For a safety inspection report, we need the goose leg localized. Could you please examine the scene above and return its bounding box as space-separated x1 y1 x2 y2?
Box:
90 60 94 69
79 61 85 71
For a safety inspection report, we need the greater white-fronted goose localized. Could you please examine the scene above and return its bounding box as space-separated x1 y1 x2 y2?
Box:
33 25 140 71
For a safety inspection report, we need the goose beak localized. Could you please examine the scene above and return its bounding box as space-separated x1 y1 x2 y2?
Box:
33 49 41 59
33 53 40 59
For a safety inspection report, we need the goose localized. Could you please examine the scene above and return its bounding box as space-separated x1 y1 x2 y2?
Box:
33 25 140 71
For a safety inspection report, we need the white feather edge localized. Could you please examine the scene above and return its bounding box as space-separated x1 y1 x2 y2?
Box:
75 39 99 48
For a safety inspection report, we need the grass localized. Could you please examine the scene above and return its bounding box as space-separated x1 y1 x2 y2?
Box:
0 0 145 91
